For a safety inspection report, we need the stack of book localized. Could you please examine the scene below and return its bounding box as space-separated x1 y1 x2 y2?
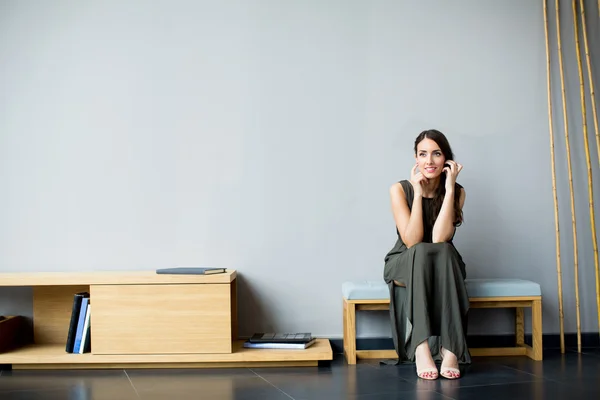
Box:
65 292 91 354
243 333 316 349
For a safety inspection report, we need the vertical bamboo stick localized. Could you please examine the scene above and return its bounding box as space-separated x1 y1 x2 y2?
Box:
573 0 600 341
581 0 600 340
557 0 581 353
579 0 600 168
544 0 565 354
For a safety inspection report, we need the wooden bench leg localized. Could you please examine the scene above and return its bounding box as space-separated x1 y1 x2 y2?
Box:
343 299 357 364
515 307 524 346
531 299 543 360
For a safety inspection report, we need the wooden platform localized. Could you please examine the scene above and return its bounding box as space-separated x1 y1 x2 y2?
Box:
0 270 333 369
0 339 333 369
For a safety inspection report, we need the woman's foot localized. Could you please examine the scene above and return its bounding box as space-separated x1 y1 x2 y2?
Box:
415 341 438 380
440 347 461 379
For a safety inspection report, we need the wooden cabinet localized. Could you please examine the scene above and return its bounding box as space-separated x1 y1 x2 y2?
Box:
0 270 332 369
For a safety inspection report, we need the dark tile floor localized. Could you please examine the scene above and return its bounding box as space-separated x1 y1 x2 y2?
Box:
0 347 598 399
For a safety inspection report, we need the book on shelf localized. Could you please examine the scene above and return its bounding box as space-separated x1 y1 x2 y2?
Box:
78 302 91 354
248 332 313 344
66 292 91 354
244 332 316 349
243 338 316 350
65 292 89 353
155 267 226 275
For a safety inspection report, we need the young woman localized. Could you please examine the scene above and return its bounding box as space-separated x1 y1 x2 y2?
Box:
383 129 470 380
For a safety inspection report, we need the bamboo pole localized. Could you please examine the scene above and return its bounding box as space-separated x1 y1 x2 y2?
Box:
544 0 565 354
557 0 581 353
579 0 600 168
574 0 600 341
581 0 600 340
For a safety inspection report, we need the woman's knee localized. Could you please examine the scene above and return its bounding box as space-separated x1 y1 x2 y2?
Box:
432 241 453 249
430 242 455 257
410 242 428 253
409 243 431 261
411 242 456 263
410 242 451 254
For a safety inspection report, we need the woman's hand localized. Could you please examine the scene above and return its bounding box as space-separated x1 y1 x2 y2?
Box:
443 160 463 191
410 164 428 195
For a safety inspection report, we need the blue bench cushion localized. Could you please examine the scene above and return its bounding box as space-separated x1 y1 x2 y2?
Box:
342 281 390 300
342 279 541 300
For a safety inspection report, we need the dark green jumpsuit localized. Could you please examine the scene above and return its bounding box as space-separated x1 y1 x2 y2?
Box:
383 180 471 365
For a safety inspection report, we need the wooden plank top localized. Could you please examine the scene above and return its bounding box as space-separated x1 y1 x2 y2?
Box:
0 269 236 286
0 339 332 364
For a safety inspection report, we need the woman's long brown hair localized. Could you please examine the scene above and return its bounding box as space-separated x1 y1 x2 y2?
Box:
414 129 463 227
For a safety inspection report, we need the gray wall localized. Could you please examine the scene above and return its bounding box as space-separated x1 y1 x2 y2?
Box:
1 0 599 341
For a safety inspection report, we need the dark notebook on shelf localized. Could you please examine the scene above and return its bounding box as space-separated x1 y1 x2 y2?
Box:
156 267 226 275
249 333 313 344
65 292 90 353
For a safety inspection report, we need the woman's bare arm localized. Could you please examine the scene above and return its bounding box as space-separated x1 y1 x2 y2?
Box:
432 187 466 243
390 183 424 248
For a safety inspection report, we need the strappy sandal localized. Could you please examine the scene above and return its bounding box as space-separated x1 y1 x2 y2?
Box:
440 347 461 379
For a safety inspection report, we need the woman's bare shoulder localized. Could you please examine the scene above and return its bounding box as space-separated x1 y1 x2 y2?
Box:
389 180 409 195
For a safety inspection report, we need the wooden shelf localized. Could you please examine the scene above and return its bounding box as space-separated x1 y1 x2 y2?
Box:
0 339 333 369
0 270 333 369
0 270 236 286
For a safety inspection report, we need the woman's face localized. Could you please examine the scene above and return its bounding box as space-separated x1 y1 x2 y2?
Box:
415 138 446 179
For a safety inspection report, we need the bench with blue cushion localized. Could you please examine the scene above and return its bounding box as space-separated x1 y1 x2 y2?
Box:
342 279 542 364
